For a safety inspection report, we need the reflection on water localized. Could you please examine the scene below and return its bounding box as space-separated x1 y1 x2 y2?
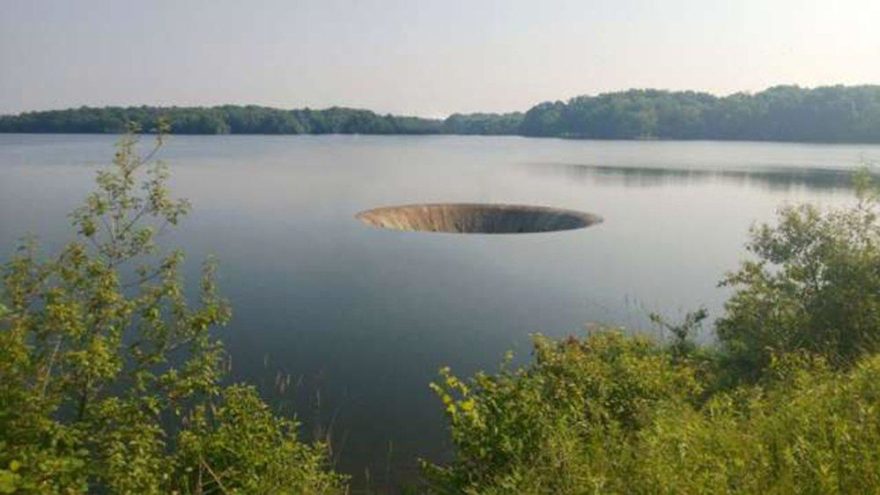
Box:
0 134 877 491
527 162 876 191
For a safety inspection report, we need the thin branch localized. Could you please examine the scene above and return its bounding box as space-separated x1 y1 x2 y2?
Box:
199 457 231 494
38 334 65 399
121 267 165 289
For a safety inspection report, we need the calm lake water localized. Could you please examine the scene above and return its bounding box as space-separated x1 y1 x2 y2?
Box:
1 134 877 488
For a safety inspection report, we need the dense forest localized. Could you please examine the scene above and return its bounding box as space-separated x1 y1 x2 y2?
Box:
0 105 522 137
0 105 444 135
520 85 880 142
3 85 880 143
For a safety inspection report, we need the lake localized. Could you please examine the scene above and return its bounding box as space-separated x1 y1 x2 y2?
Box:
0 134 876 489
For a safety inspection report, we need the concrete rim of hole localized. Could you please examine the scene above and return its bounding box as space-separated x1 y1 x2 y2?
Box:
356 203 603 234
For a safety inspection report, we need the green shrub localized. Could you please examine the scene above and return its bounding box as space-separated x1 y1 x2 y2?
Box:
175 385 343 494
631 352 880 494
426 172 880 494
423 332 703 494
717 170 880 380
0 129 345 494
426 333 880 494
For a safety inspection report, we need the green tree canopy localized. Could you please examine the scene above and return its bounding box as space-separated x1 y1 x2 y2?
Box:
4 85 880 143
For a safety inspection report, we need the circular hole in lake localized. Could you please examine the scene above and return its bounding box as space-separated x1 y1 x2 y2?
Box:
356 203 603 234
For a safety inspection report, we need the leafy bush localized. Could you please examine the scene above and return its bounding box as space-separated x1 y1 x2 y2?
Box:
0 129 345 494
631 352 880 494
717 170 880 380
423 332 703 494
425 334 880 494
426 172 880 494
175 385 344 494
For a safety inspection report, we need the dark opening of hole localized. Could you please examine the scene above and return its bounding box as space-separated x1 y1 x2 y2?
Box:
355 203 603 234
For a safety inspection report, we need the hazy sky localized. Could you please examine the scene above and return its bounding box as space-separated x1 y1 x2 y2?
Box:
2 0 879 116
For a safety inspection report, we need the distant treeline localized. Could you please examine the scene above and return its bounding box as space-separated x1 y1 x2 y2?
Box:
0 106 443 135
3 85 880 142
520 85 880 142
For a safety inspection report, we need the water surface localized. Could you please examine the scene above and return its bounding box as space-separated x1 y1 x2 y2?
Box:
0 134 875 488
